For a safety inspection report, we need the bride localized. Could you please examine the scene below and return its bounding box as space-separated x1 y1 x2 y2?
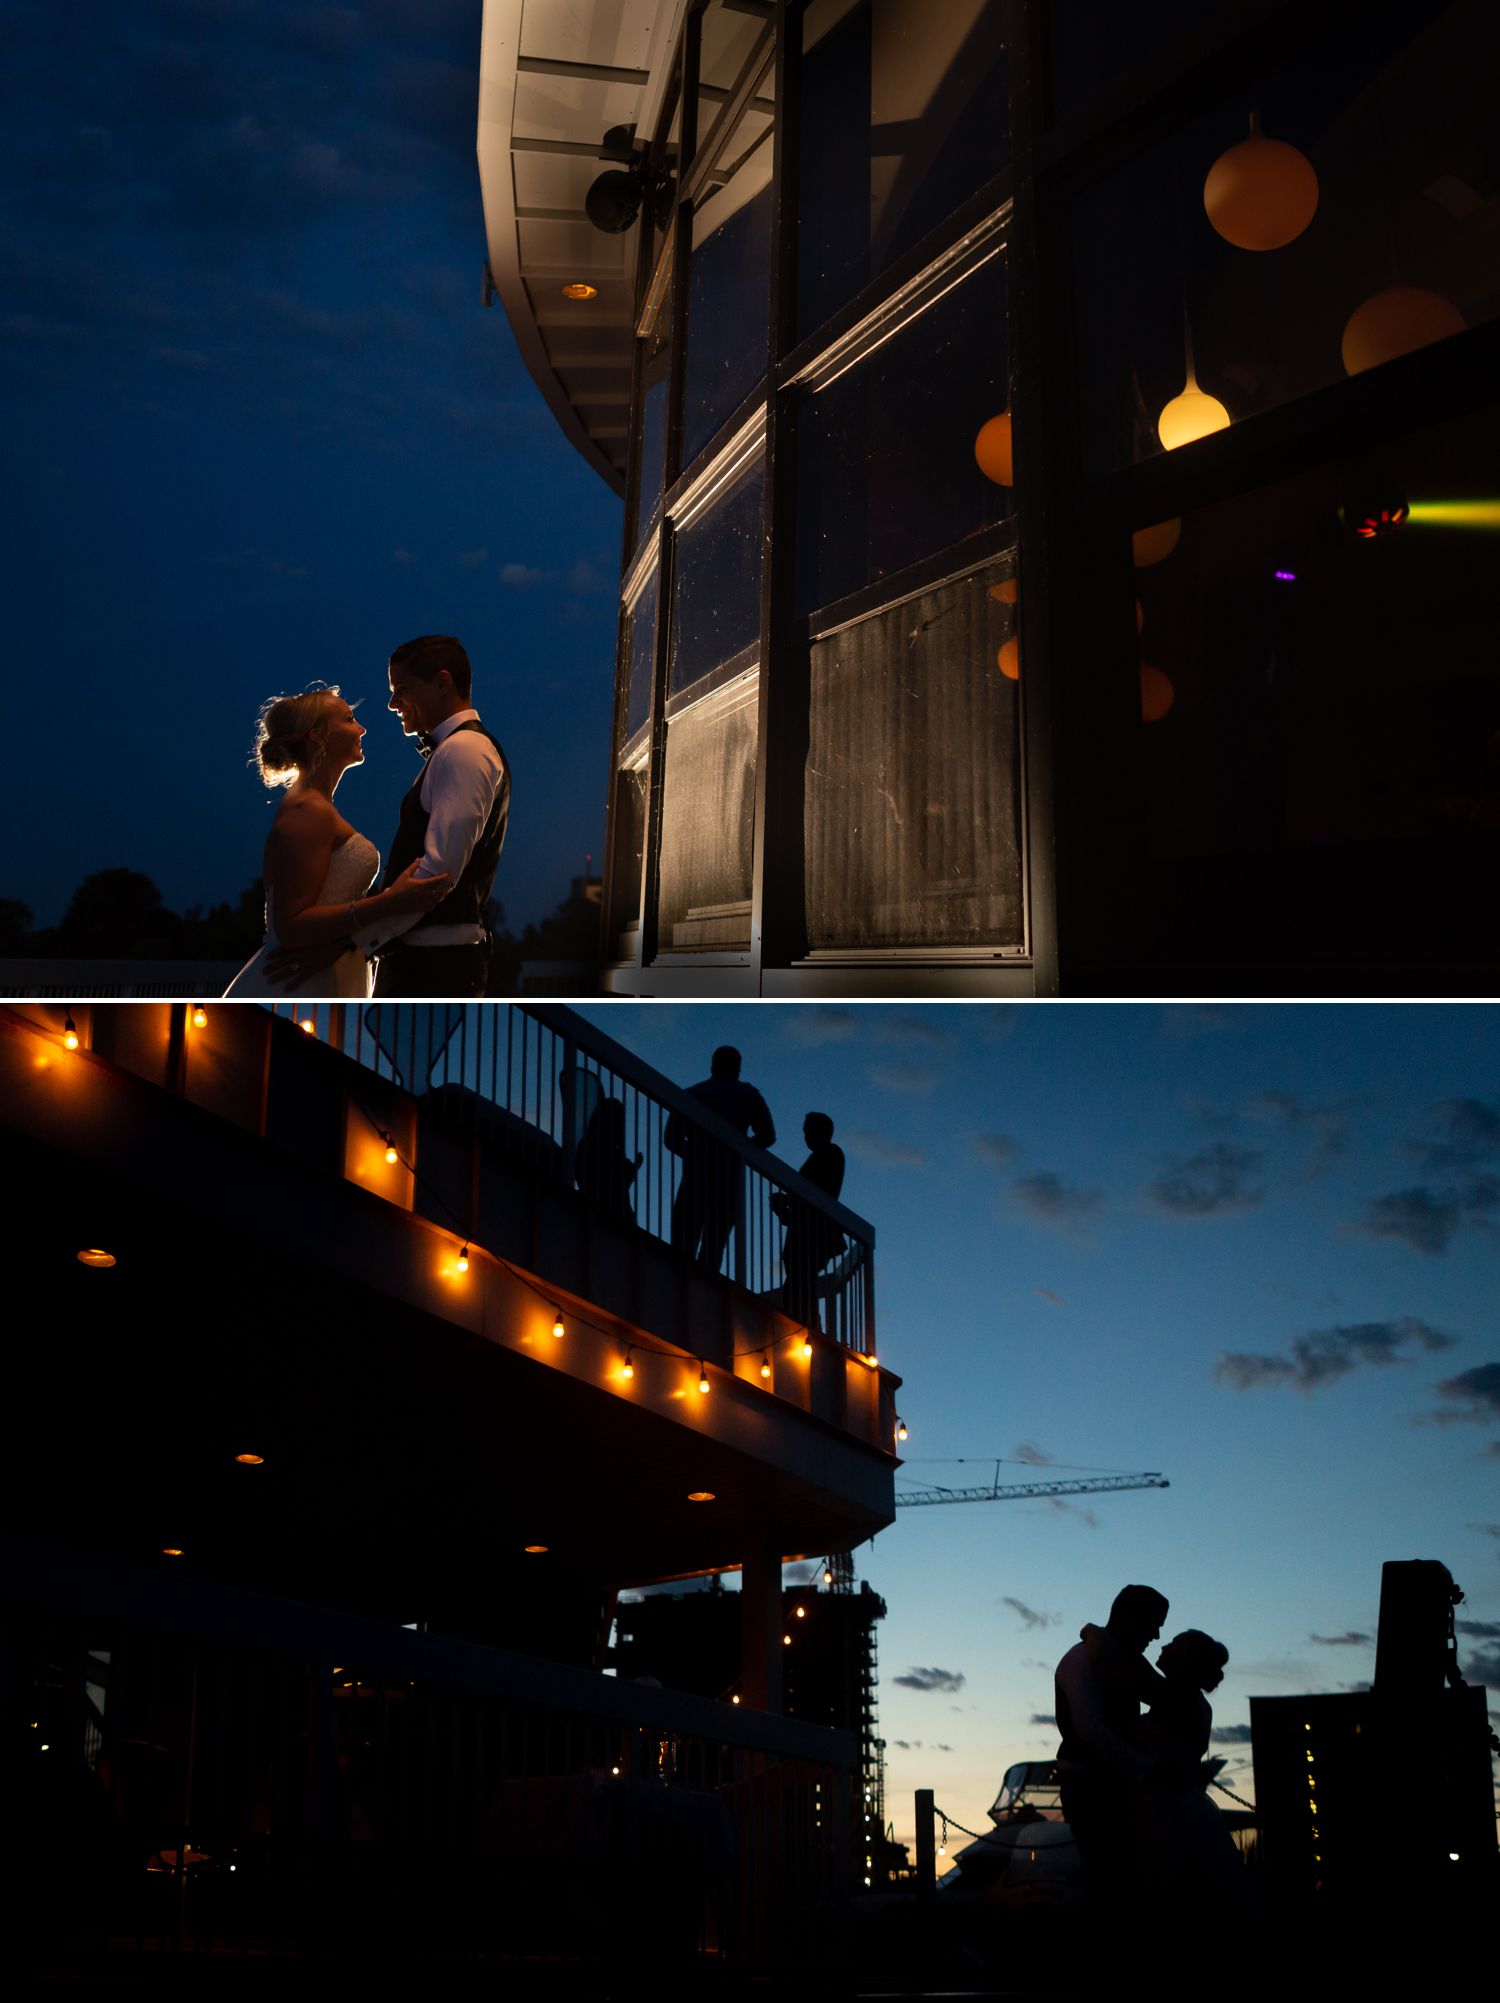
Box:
1131 1629 1254 1924
224 686 448 998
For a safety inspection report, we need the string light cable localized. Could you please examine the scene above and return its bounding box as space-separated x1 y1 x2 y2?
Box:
341 1085 861 1392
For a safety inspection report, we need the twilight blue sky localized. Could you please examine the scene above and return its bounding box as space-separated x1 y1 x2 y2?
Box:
580 1000 1500 1851
2 0 620 932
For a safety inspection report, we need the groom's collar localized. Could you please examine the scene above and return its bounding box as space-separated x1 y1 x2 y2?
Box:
418 707 480 757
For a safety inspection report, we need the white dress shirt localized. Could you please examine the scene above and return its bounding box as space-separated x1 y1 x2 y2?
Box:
354 708 506 953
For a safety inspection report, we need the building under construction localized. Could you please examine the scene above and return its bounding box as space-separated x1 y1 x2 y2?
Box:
613 1556 907 1887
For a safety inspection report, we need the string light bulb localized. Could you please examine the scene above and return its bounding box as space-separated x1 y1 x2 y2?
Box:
62 1014 79 1050
298 1017 316 1036
621 1348 634 1379
800 1336 813 1360
456 1244 470 1273
552 1308 565 1338
824 1566 834 1585
191 1006 207 1028
382 1134 399 1165
897 1417 908 1442
698 1362 710 1394
760 1354 771 1379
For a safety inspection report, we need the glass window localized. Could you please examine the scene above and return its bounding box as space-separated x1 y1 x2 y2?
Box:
1071 0 1496 471
804 555 1024 951
669 454 766 697
681 48 775 469
657 672 760 952
608 571 658 952
631 248 673 555
624 565 659 746
797 0 1010 341
695 0 772 171
1125 400 1500 979
796 245 1009 617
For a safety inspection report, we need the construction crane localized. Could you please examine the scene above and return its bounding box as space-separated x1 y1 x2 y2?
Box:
894 1466 1170 1509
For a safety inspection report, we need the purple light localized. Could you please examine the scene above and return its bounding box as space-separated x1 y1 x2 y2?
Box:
1274 569 1296 581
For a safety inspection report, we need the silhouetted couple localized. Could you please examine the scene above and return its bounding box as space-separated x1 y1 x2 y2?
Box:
1055 1585 1250 1944
225 635 508 999
665 1047 844 1316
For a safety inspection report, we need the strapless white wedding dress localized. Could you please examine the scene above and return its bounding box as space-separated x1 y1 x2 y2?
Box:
223 832 380 998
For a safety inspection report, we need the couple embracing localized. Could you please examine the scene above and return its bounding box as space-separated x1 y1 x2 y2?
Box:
1055 1584 1251 1933
226 634 508 1000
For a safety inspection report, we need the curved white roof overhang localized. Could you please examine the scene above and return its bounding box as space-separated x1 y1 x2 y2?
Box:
477 0 688 495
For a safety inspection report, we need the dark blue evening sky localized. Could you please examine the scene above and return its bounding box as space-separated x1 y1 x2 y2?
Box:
2 0 621 932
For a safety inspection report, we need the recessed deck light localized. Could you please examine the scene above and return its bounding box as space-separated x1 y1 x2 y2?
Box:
687 1491 715 1503
561 282 599 300
524 1543 549 1554
234 1453 265 1466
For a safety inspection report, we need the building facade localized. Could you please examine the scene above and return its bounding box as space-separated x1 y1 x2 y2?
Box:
0 1002 900 1976
480 0 1500 996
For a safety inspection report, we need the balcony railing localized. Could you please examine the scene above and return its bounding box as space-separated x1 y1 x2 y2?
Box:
5 1536 853 1973
267 1002 875 1353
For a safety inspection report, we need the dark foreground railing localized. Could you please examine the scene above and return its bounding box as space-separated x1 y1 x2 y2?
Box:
267 1002 876 1351
3 1539 854 1975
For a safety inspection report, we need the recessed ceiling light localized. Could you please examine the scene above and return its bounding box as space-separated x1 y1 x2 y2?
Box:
76 1249 116 1269
687 1491 715 1503
524 1543 549 1554
161 1547 184 1558
561 282 599 300
234 1453 265 1466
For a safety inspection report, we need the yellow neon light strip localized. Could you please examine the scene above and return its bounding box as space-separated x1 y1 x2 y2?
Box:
1406 501 1500 528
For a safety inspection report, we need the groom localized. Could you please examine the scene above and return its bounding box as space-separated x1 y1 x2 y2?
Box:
270 634 509 997
1054 1583 1169 1906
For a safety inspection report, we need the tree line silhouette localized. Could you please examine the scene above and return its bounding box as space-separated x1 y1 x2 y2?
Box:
0 870 603 989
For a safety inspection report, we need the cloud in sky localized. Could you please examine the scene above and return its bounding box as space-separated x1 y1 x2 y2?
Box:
1031 1286 1064 1307
1359 1179 1500 1254
1426 1362 1500 1428
847 1129 926 1169
1209 1723 1254 1744
1462 1644 1500 1685
1214 1316 1455 1393
1012 1442 1052 1465
1011 1172 1104 1235
1000 1597 1056 1630
1029 1713 1056 1727
499 561 549 587
972 1132 1019 1168
1310 1631 1373 1647
781 1007 859 1047
1357 1096 1500 1252
1148 1142 1265 1217
1456 1619 1500 1639
1248 1091 1353 1174
871 1060 937 1095
894 1666 966 1694
1045 1496 1098 1528
1404 1096 1500 1172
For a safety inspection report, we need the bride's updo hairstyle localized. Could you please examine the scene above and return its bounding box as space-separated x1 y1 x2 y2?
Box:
252 686 342 788
1173 1630 1229 1692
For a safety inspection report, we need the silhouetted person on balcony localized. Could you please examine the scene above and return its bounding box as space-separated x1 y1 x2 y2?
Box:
575 1096 643 1226
665 1046 774 1275
1054 1583 1169 1916
773 1112 846 1331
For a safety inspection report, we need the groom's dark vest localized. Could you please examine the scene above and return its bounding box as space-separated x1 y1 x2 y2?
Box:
381 719 510 936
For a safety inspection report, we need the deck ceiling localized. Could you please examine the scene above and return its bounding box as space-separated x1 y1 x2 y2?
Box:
478 0 686 491
7 1126 889 1632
